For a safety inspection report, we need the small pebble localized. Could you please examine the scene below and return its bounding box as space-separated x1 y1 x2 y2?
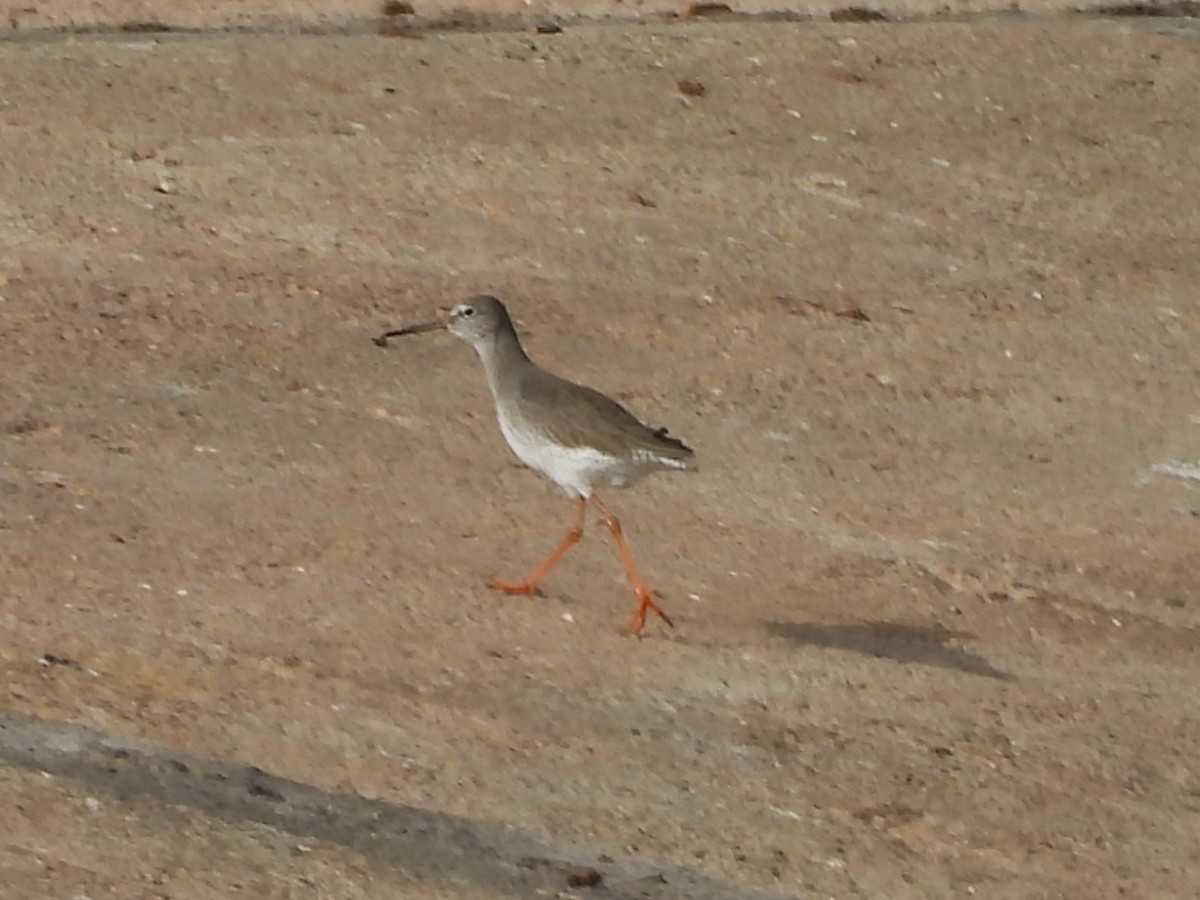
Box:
566 867 603 888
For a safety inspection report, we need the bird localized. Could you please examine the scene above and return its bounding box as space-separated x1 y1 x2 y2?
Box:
375 295 696 634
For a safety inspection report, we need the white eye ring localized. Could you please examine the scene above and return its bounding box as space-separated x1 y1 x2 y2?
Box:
460 307 475 317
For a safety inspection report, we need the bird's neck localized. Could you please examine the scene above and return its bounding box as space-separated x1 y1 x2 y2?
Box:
473 326 531 402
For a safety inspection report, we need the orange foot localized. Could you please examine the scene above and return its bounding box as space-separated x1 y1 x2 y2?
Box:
623 589 675 636
487 577 543 597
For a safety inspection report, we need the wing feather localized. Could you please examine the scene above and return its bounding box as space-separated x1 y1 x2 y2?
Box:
515 370 695 466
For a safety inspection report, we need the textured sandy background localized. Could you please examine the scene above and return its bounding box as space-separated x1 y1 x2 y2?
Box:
1 3 1199 899
5 0 1187 30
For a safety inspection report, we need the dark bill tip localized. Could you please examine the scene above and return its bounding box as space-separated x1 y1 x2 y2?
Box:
373 320 444 346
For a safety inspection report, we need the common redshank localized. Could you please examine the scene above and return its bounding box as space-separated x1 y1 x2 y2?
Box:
375 295 695 634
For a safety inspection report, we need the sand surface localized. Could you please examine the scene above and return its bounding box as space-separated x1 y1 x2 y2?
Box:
1 3 1199 898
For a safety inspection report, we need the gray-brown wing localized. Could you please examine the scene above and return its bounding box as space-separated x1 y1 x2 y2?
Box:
517 369 695 464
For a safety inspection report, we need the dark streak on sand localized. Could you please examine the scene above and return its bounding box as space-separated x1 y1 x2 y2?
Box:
0 710 789 900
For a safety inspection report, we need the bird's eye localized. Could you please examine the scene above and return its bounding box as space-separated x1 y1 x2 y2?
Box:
461 307 475 317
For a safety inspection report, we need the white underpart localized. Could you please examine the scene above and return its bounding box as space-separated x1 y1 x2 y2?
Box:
495 406 671 497
496 406 615 497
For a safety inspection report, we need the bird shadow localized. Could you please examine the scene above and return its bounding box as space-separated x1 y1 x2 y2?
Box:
765 619 1014 680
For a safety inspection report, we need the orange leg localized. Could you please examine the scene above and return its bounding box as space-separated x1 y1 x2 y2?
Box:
590 495 675 635
488 497 586 596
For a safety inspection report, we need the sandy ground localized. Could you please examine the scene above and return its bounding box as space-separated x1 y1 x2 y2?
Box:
2 5 1199 899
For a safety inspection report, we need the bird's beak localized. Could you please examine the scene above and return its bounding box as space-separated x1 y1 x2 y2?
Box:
373 319 445 347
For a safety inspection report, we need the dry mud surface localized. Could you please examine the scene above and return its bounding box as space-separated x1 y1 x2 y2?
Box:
1 7 1199 899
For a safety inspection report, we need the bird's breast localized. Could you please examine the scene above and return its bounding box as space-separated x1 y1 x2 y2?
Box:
494 407 617 495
